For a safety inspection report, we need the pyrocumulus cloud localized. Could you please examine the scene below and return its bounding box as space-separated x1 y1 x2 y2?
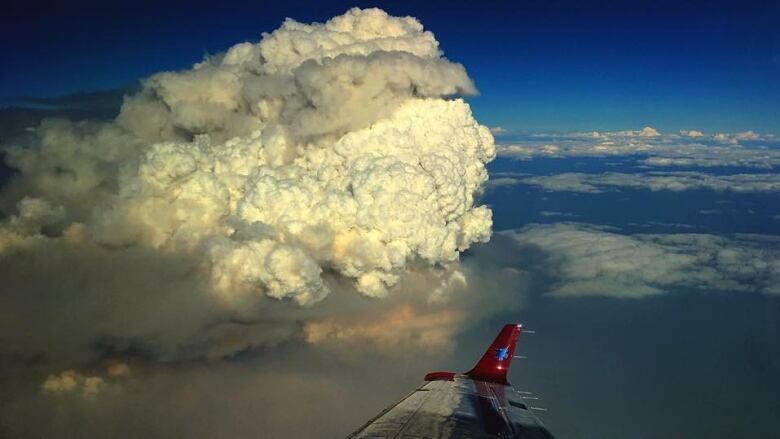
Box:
0 8 496 380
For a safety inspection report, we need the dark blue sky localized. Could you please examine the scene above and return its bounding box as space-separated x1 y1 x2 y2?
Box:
3 0 779 133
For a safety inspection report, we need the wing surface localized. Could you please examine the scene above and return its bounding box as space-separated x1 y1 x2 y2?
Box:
348 324 554 438
348 378 552 438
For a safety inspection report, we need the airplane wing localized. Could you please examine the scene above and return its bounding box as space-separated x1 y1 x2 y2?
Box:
347 324 554 439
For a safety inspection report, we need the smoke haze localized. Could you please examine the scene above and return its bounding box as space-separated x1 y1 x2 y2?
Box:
0 8 511 437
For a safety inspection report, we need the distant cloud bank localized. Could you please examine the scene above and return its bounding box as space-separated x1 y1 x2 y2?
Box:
496 127 780 169
504 171 780 194
507 223 780 298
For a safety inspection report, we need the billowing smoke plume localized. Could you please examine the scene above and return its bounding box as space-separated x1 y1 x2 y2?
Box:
0 8 495 370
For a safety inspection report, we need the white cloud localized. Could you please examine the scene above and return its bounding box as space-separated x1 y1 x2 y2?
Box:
507 223 780 298
733 130 761 141
41 362 131 396
613 126 660 137
638 126 660 137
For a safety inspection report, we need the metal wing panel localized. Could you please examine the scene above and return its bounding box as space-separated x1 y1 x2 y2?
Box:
348 378 553 439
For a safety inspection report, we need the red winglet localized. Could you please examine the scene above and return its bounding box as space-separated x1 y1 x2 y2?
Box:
465 324 522 385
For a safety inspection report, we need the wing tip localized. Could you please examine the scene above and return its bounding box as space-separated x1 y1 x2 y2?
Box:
465 323 523 384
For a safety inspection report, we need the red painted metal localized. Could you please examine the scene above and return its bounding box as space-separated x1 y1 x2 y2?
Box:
465 323 522 385
424 371 456 381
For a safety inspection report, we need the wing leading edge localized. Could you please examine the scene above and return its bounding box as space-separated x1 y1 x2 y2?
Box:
348 324 554 439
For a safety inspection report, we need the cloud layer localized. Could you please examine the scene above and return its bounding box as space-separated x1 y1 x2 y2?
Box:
511 171 780 194
508 223 780 298
496 128 780 169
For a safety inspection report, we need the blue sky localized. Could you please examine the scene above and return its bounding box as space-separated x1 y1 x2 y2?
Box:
3 0 779 133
